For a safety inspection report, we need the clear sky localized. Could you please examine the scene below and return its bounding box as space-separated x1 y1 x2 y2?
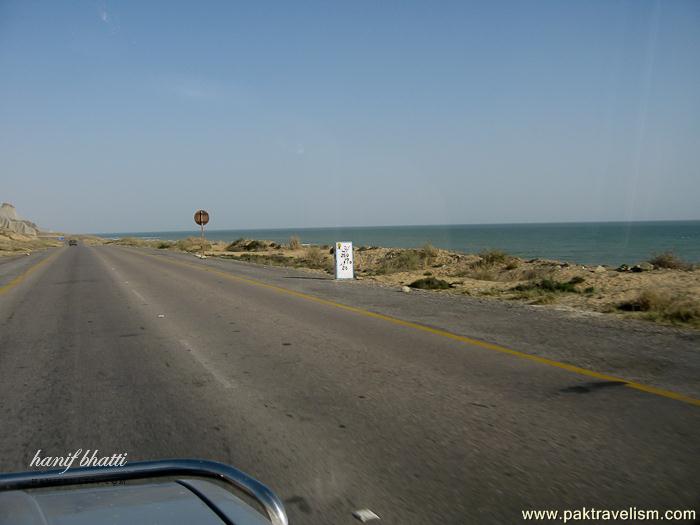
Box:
1 1 699 233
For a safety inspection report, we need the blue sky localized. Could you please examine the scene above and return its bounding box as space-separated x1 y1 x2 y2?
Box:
1 1 699 232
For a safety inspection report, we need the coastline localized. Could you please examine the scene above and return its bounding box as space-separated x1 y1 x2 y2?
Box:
105 235 700 330
92 220 700 267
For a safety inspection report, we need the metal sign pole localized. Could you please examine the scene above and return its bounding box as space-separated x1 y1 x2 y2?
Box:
194 209 210 259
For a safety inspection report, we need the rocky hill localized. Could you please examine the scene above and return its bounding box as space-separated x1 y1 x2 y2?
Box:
0 202 41 236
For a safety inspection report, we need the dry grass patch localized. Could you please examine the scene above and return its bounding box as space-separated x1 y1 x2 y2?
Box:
288 235 301 250
225 238 247 251
230 253 293 266
112 237 147 247
176 237 211 252
517 267 555 281
454 250 520 281
648 251 694 271
376 250 429 274
0 233 62 253
477 249 510 266
420 243 439 263
508 276 588 304
226 239 268 252
467 268 498 281
617 289 700 327
408 277 453 290
302 246 332 271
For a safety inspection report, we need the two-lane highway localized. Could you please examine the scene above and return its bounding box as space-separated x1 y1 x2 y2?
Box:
0 244 698 524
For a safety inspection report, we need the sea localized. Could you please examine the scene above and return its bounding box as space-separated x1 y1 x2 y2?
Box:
95 221 700 267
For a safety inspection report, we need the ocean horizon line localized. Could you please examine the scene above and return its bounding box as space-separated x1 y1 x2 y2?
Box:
88 220 700 267
92 218 700 237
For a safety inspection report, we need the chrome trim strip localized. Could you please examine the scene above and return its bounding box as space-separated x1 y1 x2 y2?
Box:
0 459 287 525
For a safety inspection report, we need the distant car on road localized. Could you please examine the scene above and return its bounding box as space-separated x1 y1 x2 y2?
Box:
68 239 78 246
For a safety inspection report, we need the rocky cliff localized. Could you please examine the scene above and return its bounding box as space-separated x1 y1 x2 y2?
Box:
0 203 40 236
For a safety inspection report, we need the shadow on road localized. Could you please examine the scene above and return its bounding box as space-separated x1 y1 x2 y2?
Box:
560 381 626 394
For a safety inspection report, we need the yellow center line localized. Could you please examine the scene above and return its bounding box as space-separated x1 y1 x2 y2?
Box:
0 250 62 296
123 247 700 407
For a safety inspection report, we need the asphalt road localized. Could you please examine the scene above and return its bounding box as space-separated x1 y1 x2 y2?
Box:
0 244 698 524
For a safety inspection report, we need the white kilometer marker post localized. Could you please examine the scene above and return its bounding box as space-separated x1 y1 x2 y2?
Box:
334 241 354 279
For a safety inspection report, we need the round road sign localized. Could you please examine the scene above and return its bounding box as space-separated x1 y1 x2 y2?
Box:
194 210 210 226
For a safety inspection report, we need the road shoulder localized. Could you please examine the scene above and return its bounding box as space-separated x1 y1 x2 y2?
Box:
0 249 61 291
